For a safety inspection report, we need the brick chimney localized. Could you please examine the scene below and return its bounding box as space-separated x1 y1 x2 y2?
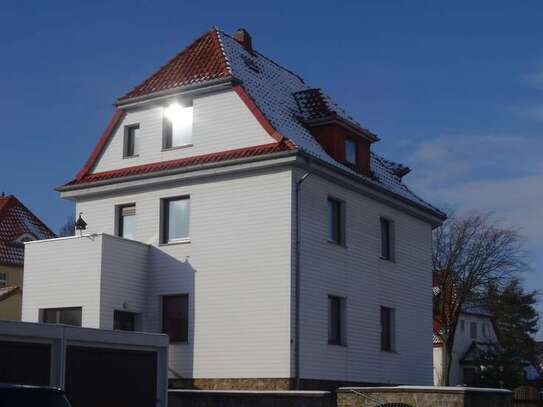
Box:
234 28 253 54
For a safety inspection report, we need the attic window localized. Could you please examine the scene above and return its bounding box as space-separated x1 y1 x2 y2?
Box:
241 54 260 73
163 103 193 149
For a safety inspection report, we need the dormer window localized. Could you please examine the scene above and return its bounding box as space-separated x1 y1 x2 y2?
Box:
345 138 357 166
163 103 193 149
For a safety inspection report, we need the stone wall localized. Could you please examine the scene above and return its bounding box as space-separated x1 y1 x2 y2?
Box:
336 386 512 407
169 389 333 407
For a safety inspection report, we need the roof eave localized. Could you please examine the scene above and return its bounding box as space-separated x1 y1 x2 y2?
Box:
55 148 299 193
114 76 236 107
296 150 446 225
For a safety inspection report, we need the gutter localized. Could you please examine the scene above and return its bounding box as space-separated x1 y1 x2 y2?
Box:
56 149 299 193
294 170 311 389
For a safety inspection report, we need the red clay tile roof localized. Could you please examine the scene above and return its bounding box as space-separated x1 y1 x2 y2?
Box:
119 28 231 101
68 27 444 220
0 195 56 266
66 141 296 187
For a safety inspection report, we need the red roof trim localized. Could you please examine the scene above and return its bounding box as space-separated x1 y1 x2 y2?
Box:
75 109 126 181
233 85 286 143
66 141 296 186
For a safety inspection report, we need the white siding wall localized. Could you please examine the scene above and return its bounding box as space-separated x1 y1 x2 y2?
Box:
448 313 498 385
22 237 103 327
75 169 293 379
99 235 150 330
92 90 275 173
297 171 434 385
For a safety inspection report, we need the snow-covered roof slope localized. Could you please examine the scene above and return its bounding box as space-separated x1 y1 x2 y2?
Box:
217 30 443 217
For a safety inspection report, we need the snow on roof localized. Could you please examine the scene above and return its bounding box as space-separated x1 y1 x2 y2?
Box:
78 28 443 219
217 30 443 217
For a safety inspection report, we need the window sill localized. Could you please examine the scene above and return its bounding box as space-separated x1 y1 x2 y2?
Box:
162 144 193 152
123 154 140 159
381 349 398 354
159 239 191 246
379 256 395 263
328 341 347 347
327 240 347 248
170 340 189 344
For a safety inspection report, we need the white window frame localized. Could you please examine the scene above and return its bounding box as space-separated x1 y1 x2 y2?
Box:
161 196 191 244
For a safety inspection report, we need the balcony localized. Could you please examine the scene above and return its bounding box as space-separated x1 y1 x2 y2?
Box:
22 234 149 330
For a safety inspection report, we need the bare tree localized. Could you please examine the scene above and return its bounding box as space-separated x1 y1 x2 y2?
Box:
58 216 75 237
433 212 527 386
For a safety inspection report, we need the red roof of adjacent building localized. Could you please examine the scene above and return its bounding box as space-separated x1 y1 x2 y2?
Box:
0 195 56 266
66 141 296 186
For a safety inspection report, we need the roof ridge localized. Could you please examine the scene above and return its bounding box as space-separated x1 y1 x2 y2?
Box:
213 27 233 76
119 27 230 101
219 30 307 86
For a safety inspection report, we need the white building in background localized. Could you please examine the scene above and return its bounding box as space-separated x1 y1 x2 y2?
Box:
433 308 499 386
22 27 445 390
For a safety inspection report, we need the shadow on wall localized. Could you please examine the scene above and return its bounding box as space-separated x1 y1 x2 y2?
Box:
147 246 196 385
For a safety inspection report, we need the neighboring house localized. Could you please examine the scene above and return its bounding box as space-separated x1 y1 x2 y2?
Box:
22 28 445 389
433 305 499 386
0 194 56 320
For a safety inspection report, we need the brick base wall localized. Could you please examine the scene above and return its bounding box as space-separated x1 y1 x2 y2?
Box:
336 387 512 407
169 390 332 407
168 378 383 391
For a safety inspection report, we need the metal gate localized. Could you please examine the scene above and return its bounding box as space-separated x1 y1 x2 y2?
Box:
65 345 158 407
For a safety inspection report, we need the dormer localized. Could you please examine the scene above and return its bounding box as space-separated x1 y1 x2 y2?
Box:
293 89 379 176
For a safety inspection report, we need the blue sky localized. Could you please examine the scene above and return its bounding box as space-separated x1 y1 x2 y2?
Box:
1 1 542 317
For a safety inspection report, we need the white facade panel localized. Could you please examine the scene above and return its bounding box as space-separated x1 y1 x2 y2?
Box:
74 169 293 378
92 90 275 173
22 236 103 328
296 170 434 385
99 235 150 330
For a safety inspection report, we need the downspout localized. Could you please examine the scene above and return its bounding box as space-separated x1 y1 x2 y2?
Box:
294 171 311 390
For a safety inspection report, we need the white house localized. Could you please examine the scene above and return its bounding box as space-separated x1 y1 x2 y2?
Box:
433 308 499 386
22 27 445 390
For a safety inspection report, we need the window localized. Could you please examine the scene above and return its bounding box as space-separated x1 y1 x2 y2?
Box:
381 306 396 352
123 124 139 157
41 307 82 326
380 217 394 261
163 103 193 149
114 310 137 331
345 138 357 165
328 295 346 345
162 294 189 342
0 272 6 287
117 204 136 240
162 197 190 243
470 322 477 339
460 319 465 332
483 323 489 338
327 198 345 245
